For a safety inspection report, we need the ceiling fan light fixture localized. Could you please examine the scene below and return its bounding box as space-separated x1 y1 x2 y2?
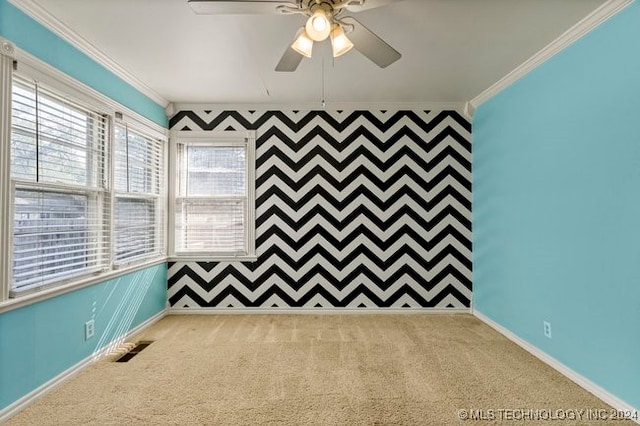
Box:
330 25 354 58
305 9 331 41
291 28 314 58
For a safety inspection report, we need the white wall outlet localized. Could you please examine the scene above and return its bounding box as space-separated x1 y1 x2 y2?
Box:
543 321 552 339
85 319 95 340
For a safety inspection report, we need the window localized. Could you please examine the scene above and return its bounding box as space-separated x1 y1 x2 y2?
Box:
10 79 110 294
0 44 169 304
113 124 165 265
170 131 255 259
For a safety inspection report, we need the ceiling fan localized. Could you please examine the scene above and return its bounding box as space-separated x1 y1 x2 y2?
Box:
187 0 404 72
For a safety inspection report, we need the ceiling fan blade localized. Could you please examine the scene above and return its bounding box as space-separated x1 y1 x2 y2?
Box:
188 0 293 15
340 17 401 68
275 46 304 72
344 0 405 13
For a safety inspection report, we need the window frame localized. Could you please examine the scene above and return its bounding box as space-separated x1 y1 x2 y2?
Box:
169 130 256 261
112 121 166 268
9 76 112 296
0 41 169 311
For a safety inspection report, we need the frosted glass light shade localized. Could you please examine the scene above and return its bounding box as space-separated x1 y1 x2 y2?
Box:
291 28 313 58
330 25 353 57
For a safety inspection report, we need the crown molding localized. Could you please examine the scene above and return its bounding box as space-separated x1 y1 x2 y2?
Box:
0 37 16 59
169 101 466 114
165 102 177 118
8 0 169 108
462 102 475 120
468 0 633 115
13 46 168 138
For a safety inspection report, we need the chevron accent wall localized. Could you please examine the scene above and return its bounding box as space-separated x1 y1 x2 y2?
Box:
168 110 471 309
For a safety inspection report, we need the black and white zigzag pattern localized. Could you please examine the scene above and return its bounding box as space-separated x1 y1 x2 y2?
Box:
168 110 471 308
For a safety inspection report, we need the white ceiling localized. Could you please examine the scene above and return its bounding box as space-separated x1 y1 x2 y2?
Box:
23 0 607 107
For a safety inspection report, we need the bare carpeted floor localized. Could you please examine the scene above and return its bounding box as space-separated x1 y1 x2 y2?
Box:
5 314 633 425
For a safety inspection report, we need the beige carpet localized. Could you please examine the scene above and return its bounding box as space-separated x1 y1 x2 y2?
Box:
5 314 634 425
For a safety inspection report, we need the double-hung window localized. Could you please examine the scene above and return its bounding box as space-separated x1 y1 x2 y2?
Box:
170 131 255 259
10 78 110 294
113 124 165 265
0 42 169 304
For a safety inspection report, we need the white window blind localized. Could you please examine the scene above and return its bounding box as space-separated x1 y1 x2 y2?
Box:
10 79 110 293
113 124 165 264
172 133 255 258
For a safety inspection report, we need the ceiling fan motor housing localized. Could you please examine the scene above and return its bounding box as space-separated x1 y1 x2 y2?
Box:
305 0 341 17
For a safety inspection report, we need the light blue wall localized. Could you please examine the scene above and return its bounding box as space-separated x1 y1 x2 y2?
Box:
0 264 167 410
0 0 168 413
474 1 640 410
0 0 167 127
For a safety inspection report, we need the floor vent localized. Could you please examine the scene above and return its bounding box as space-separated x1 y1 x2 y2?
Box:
115 341 153 363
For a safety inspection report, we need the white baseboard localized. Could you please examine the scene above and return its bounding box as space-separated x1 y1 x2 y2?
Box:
474 310 639 424
0 308 167 423
168 307 471 315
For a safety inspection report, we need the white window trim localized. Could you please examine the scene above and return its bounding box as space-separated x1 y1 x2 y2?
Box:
111 120 167 269
10 77 113 296
0 38 16 302
13 45 167 139
0 258 167 314
0 37 169 312
10 183 111 296
169 130 256 261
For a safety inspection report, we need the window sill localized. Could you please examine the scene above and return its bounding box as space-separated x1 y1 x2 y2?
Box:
167 256 258 263
0 258 167 315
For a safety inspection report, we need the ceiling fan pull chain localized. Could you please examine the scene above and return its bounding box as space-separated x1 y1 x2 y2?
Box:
321 56 326 108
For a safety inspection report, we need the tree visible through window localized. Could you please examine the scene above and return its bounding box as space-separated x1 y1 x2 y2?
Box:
172 132 255 258
113 124 165 264
10 79 109 293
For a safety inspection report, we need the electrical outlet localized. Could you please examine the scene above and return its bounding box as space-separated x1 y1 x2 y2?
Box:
543 321 552 339
85 320 95 340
